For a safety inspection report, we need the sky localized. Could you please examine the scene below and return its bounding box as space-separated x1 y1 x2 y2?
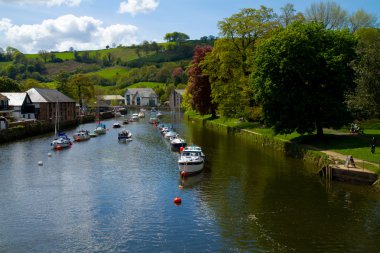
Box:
0 0 379 53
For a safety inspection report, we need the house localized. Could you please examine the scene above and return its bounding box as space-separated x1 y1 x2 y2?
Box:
125 88 159 107
0 92 36 120
27 88 76 122
0 94 12 118
169 89 185 111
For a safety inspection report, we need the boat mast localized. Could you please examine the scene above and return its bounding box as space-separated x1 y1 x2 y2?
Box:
54 99 58 137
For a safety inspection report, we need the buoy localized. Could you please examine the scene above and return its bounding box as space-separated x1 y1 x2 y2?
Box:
38 161 43 166
47 153 52 157
181 171 189 178
173 197 182 205
180 146 184 153
178 185 183 190
55 145 62 150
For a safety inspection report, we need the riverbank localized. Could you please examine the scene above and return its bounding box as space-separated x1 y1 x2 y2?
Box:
186 113 379 184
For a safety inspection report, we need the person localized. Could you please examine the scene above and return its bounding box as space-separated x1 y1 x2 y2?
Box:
349 155 356 168
371 137 376 154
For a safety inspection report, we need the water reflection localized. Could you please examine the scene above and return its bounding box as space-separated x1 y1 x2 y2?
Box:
1 113 380 252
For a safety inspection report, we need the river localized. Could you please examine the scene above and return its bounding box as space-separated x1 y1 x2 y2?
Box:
1 112 380 252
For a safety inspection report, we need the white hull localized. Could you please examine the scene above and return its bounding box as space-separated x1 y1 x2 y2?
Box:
51 139 71 149
178 161 204 174
94 127 106 135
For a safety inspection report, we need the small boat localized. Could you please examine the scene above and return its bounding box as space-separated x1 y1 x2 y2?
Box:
113 122 121 128
156 111 162 118
131 113 139 121
150 116 159 124
164 131 178 140
122 119 129 125
118 129 132 142
73 130 90 142
178 146 205 174
183 145 205 158
114 111 122 117
138 111 145 118
170 137 187 151
89 131 98 137
94 123 107 135
51 132 72 150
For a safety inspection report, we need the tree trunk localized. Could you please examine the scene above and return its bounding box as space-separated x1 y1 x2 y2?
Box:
316 122 324 137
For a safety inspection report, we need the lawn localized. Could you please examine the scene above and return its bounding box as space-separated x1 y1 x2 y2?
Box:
128 82 165 88
86 66 129 79
187 111 380 168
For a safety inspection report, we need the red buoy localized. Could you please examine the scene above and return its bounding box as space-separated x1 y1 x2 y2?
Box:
173 197 182 205
180 146 184 153
181 171 189 178
55 145 62 150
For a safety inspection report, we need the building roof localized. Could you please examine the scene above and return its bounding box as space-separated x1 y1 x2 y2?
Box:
27 88 75 103
0 94 9 100
0 92 27 106
98 95 125 101
125 88 158 98
175 89 185 95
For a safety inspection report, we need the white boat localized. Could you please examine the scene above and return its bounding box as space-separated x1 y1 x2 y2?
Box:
132 113 139 121
51 100 72 150
138 111 145 118
113 122 121 128
156 111 162 118
183 145 205 158
73 130 90 142
164 131 178 139
178 147 205 174
118 129 132 142
94 123 107 135
170 137 187 151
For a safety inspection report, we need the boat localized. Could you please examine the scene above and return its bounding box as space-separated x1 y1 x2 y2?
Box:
164 131 178 139
73 130 90 142
183 145 205 158
149 116 159 124
113 122 121 128
178 146 205 174
118 129 132 142
122 119 129 125
131 113 139 121
170 137 187 151
156 111 162 118
114 111 122 117
138 111 145 118
94 122 107 135
51 100 72 150
89 131 98 137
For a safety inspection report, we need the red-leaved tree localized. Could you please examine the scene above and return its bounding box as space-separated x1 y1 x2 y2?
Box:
187 45 216 116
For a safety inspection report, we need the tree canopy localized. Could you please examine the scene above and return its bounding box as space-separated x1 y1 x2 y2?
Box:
164 32 190 42
251 22 357 136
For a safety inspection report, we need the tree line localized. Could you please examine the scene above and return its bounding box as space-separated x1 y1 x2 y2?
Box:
184 2 379 137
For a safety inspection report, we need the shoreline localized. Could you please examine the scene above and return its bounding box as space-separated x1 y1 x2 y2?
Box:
186 114 379 185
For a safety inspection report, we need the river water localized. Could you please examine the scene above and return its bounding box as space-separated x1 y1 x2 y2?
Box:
1 112 380 252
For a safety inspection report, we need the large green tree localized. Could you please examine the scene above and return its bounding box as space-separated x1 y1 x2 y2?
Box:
67 74 94 107
251 22 357 136
0 76 21 92
346 28 380 119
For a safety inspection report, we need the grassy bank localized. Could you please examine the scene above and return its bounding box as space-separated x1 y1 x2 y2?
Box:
186 111 380 173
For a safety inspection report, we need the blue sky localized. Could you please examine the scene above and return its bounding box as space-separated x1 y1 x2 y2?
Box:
0 0 379 53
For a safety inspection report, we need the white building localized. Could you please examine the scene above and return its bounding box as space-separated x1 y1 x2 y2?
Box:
125 88 159 107
0 92 36 120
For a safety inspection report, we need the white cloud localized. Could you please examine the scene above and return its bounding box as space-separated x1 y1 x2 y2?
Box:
0 15 138 53
119 0 159 16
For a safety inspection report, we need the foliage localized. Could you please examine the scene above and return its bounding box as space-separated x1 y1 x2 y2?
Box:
251 22 357 136
279 3 305 27
346 28 380 119
0 76 21 92
187 45 215 116
164 32 190 42
67 74 95 107
305 1 378 32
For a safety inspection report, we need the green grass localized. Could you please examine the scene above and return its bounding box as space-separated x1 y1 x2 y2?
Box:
86 66 128 79
26 52 74 60
128 82 165 88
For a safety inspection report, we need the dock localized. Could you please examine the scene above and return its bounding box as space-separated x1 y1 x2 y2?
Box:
320 164 378 185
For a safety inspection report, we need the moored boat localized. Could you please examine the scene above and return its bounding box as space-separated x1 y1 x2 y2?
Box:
178 147 205 174
170 137 187 151
51 132 72 150
73 130 90 142
113 122 121 128
94 123 107 135
118 129 132 142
